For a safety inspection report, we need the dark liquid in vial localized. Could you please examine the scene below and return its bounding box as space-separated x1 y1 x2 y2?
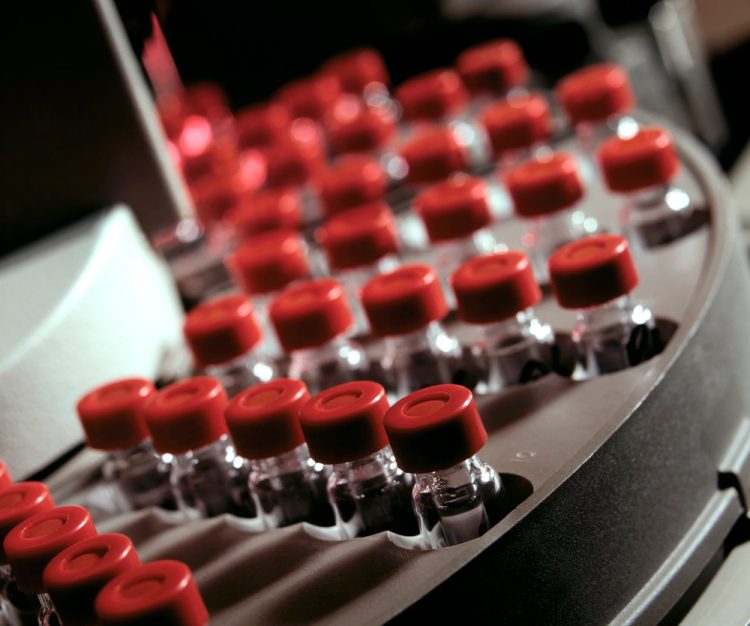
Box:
331 473 418 538
229 462 257 519
487 336 552 389
632 213 692 249
306 359 360 394
586 322 661 375
394 348 458 394
116 453 176 511
175 457 241 518
255 470 335 527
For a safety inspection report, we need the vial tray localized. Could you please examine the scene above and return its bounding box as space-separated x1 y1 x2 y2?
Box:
46 117 750 625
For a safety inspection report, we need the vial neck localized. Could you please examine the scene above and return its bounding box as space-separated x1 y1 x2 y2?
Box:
480 309 536 342
173 436 233 467
333 447 400 490
252 443 314 478
575 295 633 329
107 439 156 462
385 321 445 355
417 455 482 487
629 184 672 210
530 207 576 235
292 335 356 364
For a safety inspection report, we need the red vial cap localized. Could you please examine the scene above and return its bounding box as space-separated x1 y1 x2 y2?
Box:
414 175 492 242
396 69 469 122
263 120 326 188
505 152 584 217
185 82 229 120
76 378 155 451
479 92 551 156
313 155 388 217
228 230 310 296
556 63 634 125
189 172 247 226
143 377 229 455
456 39 529 95
548 234 639 309
277 74 342 120
183 295 262 368
0 460 11 489
95 560 209 626
325 96 397 155
181 133 239 187
384 384 487 473
0 482 54 565
225 379 309 460
236 102 291 150
322 48 390 94
451 251 542 324
300 381 390 464
226 188 303 239
361 264 448 337
400 127 468 186
43 533 141 626
269 278 353 352
3 505 97 594
598 127 679 193
317 202 399 271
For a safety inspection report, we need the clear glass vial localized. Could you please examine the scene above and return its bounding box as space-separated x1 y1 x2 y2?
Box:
549 234 658 377
385 384 510 549
362 264 462 398
451 251 553 393
183 294 277 398
300 381 418 539
598 126 696 250
225 379 334 529
505 152 596 283
270 278 367 394
76 378 174 514
144 376 248 519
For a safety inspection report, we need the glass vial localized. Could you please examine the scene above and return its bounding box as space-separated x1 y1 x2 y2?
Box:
76 378 174 514
225 379 334 528
299 381 418 539
385 384 510 548
549 234 658 377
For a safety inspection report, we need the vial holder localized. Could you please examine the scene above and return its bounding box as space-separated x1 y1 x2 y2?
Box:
36 112 735 626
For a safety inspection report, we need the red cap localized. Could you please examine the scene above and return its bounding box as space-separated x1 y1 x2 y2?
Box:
263 119 326 188
95 560 208 626
300 381 390 464
43 533 141 626
361 264 448 337
548 234 639 309
313 155 388 217
325 96 396 155
228 230 310 296
505 152 584 217
277 74 342 120
400 127 468 186
0 482 54 564
270 278 353 352
384 384 487 473
3 505 97 594
598 127 679 193
236 102 291 150
185 82 229 121
225 379 309 460
0 460 11 489
456 39 529 95
143 377 229 455
180 129 239 187
479 92 551 156
189 172 247 226
226 188 303 239
396 69 468 122
451 251 541 324
76 378 155 451
414 175 492 242
556 63 634 125
317 202 399 270
322 49 390 94
183 295 262 368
